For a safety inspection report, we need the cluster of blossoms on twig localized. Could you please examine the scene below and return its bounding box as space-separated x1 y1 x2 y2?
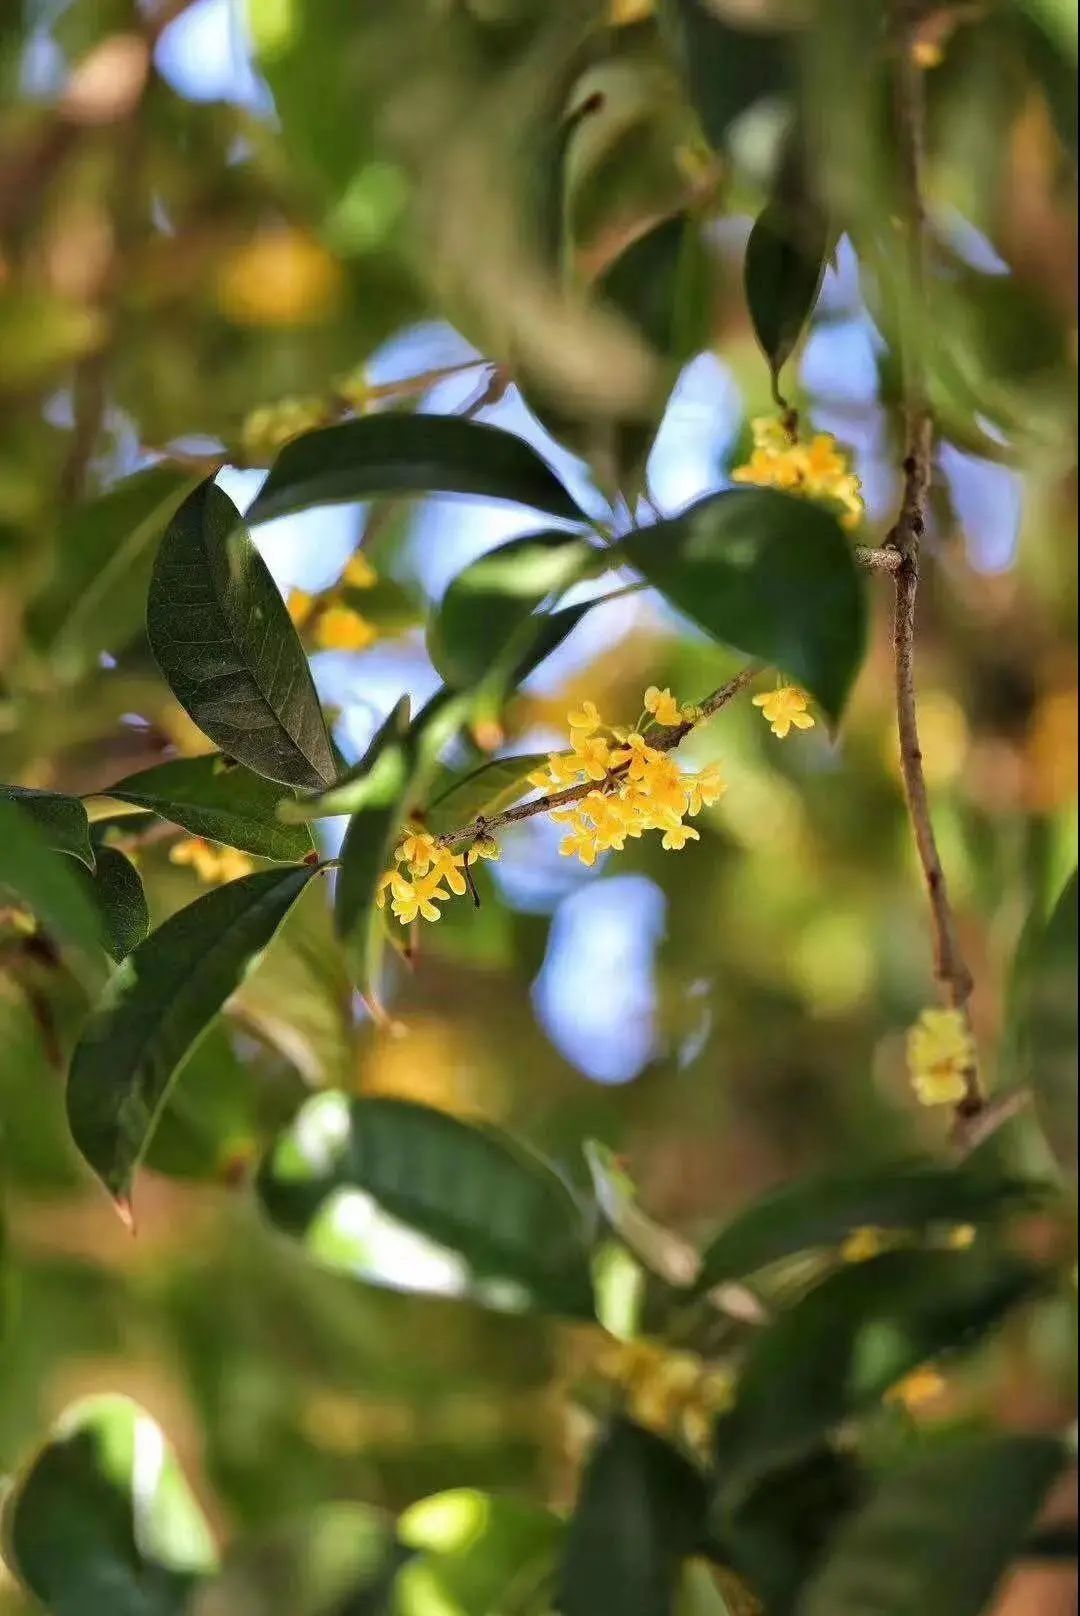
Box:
733 415 865 530
169 837 255 885
376 828 500 926
906 1006 978 1107
287 550 380 652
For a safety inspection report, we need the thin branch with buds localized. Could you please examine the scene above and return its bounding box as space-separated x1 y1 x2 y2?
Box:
889 1 982 1124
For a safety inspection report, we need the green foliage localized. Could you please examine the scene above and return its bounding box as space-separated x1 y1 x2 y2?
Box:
103 756 315 862
0 787 95 869
146 482 336 790
73 848 149 964
1007 868 1078 1174
0 799 103 964
623 489 866 723
67 867 319 1205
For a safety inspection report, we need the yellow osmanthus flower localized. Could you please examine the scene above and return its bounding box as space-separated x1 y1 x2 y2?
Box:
315 606 378 653
389 870 449 925
287 588 316 628
945 1223 976 1250
592 1336 735 1454
885 1364 947 1412
907 1007 975 1106
567 699 602 734
242 396 330 463
644 686 685 726
216 228 343 328
375 824 501 928
733 416 865 529
840 1225 890 1264
752 686 815 739
170 837 254 885
342 551 378 589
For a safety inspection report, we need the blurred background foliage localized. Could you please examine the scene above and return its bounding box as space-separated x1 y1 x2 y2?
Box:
0 1 1076 1613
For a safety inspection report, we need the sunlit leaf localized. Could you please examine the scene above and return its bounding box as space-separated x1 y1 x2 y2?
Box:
561 1419 708 1616
146 480 336 790
714 1249 1043 1490
103 755 315 861
278 695 410 823
424 751 553 836
798 1434 1065 1616
622 488 866 723
247 414 588 525
1 785 95 869
67 865 319 1208
0 1394 216 1616
257 1095 595 1316
396 1489 563 1616
695 1160 1044 1292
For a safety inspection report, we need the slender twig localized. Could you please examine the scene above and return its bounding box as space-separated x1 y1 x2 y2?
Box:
889 2 981 1118
951 1086 1031 1157
437 666 760 851
855 543 903 573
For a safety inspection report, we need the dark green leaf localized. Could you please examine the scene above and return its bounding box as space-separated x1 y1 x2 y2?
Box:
247 414 587 525
797 1434 1065 1616
1 1394 216 1616
66 865 318 1207
695 1160 1043 1292
745 195 832 386
660 1 793 152
0 800 103 963
622 488 866 723
600 211 714 368
424 751 553 836
396 1489 563 1616
146 480 336 790
560 1419 708 1616
27 467 197 680
1008 869 1077 1174
103 755 315 861
715 1249 1043 1489
257 1095 595 1316
74 847 149 963
428 531 593 688
143 1023 266 1183
1 785 94 868
279 695 410 823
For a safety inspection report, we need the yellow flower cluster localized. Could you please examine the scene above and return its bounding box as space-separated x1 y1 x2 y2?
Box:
752 685 815 739
733 416 864 530
907 1006 976 1106
884 1363 947 1412
241 395 332 464
593 1336 735 1453
287 551 379 652
527 689 725 869
170 837 254 885
376 826 499 927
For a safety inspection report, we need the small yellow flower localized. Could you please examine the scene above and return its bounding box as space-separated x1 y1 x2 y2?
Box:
397 828 438 873
570 732 613 781
342 552 377 589
683 763 726 816
390 871 448 925
315 606 377 652
841 1226 889 1264
611 732 661 782
466 836 500 866
429 846 468 897
885 1364 946 1411
945 1223 976 1250
170 837 254 885
752 686 815 739
567 699 602 734
287 589 316 627
644 686 684 726
661 823 699 851
907 1007 975 1107
732 417 865 528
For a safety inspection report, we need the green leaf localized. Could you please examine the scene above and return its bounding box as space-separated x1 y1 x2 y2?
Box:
1 1393 216 1616
695 1160 1043 1292
745 189 832 388
74 847 149 963
622 488 866 723
797 1434 1065 1616
714 1249 1043 1490
278 694 410 823
1009 869 1077 1174
396 1490 564 1616
1 785 95 868
146 480 336 790
257 1095 596 1317
246 414 587 525
66 865 318 1208
599 211 714 369
0 799 103 963
660 1 793 152
560 1419 708 1616
102 755 315 861
27 467 197 680
428 531 593 689
424 751 553 836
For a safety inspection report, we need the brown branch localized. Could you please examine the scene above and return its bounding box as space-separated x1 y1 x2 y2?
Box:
950 1086 1031 1157
437 666 760 851
889 2 981 1118
855 544 903 573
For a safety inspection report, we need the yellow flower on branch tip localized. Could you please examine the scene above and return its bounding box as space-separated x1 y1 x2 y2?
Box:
429 847 468 897
567 699 603 733
752 686 815 739
644 686 684 726
342 552 377 589
287 589 316 627
661 823 699 851
397 828 438 873
611 731 661 781
315 606 377 652
841 1226 890 1264
683 764 726 816
570 733 613 781
390 871 448 924
907 1007 975 1106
